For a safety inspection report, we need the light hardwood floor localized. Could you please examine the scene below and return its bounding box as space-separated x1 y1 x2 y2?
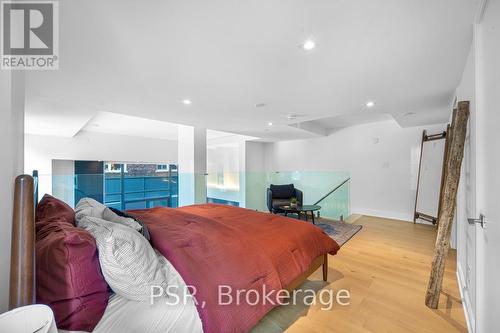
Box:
251 215 467 333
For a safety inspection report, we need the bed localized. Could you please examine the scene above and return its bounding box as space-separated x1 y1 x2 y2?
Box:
9 174 340 333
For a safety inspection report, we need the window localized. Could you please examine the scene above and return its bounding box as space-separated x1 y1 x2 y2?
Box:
103 162 179 210
155 164 169 172
105 163 127 173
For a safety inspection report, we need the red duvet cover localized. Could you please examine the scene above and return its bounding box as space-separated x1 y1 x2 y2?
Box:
130 204 339 333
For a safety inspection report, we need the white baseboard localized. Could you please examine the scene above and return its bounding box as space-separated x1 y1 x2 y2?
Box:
457 265 475 333
351 208 414 222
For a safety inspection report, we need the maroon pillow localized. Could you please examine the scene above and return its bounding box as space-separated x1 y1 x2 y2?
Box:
36 194 75 225
36 221 109 331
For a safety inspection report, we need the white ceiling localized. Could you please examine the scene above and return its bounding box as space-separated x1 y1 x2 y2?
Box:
291 112 393 136
25 0 478 141
206 129 257 141
81 112 180 140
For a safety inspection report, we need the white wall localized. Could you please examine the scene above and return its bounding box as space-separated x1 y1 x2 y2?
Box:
245 141 267 211
177 126 207 206
245 141 266 173
454 45 477 332
205 135 267 209
0 71 25 312
206 138 240 203
441 3 500 331
25 131 178 199
474 1 500 331
206 134 246 206
264 119 447 221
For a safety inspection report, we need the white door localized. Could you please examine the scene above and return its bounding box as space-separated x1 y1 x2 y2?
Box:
456 120 477 330
454 26 477 333
473 1 500 332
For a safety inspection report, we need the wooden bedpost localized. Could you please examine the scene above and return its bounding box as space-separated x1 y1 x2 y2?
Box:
322 254 328 282
9 175 36 310
425 102 469 309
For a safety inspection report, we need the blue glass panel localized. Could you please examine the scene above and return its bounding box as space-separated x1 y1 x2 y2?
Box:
124 178 145 193
207 197 240 207
106 202 122 210
103 164 179 209
125 201 146 210
105 194 121 202
145 177 168 191
147 199 168 208
124 192 145 201
105 178 121 194
171 178 179 195
145 190 168 199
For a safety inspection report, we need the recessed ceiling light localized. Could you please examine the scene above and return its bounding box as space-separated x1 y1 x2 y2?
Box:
366 101 375 108
287 114 297 120
182 99 192 105
255 103 267 108
302 39 316 51
403 112 416 117
267 122 273 126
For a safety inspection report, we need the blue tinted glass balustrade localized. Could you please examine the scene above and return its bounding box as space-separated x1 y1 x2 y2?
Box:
48 165 179 210
47 169 349 220
208 171 350 220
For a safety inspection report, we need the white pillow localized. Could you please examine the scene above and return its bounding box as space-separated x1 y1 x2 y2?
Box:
76 198 143 233
78 216 167 301
102 207 142 232
75 197 106 222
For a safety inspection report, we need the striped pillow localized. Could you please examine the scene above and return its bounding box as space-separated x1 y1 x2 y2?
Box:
102 207 143 232
77 216 167 301
75 198 148 240
75 198 106 222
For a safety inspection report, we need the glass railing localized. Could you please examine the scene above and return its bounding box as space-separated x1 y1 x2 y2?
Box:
37 172 179 209
209 171 350 220
39 170 350 220
312 177 350 221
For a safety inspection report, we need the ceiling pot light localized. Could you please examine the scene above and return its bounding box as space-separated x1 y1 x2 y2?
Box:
287 114 298 120
267 122 273 126
302 39 316 51
182 99 192 105
255 103 267 108
366 101 375 108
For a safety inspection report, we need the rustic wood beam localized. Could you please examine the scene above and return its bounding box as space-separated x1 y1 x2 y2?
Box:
425 102 469 309
436 123 452 226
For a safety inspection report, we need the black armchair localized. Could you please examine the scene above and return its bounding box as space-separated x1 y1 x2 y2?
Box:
266 184 303 213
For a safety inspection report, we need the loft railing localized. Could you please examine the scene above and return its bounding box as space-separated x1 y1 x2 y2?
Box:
206 171 350 218
35 171 178 210
32 170 39 207
313 177 351 205
313 177 351 221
